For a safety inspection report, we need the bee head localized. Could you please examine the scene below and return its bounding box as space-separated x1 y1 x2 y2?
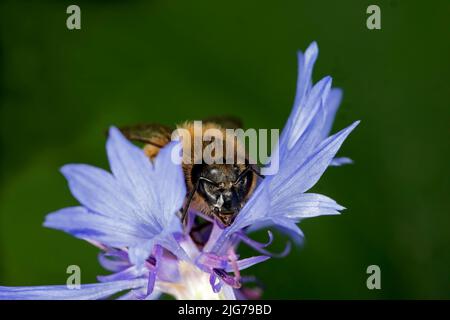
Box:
191 163 253 227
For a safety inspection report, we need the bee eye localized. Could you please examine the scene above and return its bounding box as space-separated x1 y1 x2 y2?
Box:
202 180 219 192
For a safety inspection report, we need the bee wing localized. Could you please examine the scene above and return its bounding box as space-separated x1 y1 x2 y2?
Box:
119 123 173 148
202 116 243 129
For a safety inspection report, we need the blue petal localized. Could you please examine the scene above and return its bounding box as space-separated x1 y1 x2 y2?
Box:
219 192 342 244
97 266 142 283
151 141 186 233
292 42 319 114
219 122 358 247
107 128 185 237
153 230 191 262
275 121 360 194
44 207 151 248
330 157 353 166
211 43 359 253
321 88 343 139
117 288 161 300
225 256 270 272
128 240 155 266
0 279 147 300
106 127 159 214
50 129 188 264
60 164 149 227
144 141 188 261
266 217 304 242
271 104 327 184
279 42 319 155
98 252 130 272
278 43 346 164
220 285 236 300
271 193 345 219
287 76 332 149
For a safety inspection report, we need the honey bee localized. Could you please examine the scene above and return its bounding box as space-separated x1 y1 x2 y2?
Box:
120 117 263 227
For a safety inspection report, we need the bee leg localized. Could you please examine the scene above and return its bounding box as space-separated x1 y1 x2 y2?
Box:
181 178 202 225
249 164 265 179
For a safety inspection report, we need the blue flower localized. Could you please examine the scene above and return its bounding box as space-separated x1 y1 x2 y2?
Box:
0 42 359 300
211 42 359 254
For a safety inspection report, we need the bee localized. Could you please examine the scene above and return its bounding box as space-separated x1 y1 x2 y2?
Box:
120 117 263 228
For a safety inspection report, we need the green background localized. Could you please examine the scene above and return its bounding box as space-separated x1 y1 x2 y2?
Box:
1 0 449 299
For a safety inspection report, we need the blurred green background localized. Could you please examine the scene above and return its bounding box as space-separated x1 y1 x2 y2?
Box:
1 0 449 299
